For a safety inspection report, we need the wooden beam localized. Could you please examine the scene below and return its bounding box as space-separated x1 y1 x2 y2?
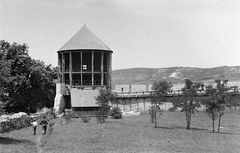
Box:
109 53 112 90
58 53 61 82
101 52 104 86
69 51 72 88
62 52 64 83
81 51 83 86
92 51 94 86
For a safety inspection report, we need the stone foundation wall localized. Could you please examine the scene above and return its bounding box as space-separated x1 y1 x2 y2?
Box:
112 102 174 112
54 94 66 114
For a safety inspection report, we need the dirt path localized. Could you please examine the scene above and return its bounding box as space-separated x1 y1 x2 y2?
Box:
35 133 50 153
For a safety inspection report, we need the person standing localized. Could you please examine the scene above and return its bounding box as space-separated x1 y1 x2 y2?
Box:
40 116 48 135
31 119 38 135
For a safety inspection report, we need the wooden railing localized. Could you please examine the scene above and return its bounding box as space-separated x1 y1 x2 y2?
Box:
115 89 240 99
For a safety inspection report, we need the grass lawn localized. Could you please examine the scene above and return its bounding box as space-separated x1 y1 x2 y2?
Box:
1 111 240 153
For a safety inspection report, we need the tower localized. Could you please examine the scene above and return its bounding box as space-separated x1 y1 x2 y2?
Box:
55 24 113 113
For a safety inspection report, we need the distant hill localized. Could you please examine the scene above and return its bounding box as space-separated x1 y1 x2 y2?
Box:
112 66 240 86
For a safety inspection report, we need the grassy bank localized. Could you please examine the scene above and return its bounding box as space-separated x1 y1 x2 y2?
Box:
1 111 240 153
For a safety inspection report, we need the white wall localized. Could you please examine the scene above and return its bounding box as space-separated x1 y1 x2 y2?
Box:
70 88 99 107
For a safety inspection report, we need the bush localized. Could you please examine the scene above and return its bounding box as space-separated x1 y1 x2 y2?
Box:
109 107 122 119
81 112 91 123
140 110 149 115
48 121 55 133
95 107 109 123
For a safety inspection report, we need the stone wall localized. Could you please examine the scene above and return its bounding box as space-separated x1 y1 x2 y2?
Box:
113 98 174 112
114 84 153 92
0 108 55 133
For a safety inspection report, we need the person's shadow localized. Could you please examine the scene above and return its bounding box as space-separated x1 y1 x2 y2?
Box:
0 136 35 145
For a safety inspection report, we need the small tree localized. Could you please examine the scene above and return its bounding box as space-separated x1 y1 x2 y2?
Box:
204 85 219 133
150 80 172 128
95 88 117 123
215 80 229 133
148 105 163 128
203 80 230 133
170 79 202 129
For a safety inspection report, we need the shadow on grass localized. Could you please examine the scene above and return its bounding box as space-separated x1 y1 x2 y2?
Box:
170 126 209 131
0 136 35 145
156 125 240 135
155 126 174 129
155 125 209 131
105 120 122 124
216 132 240 135
190 127 209 131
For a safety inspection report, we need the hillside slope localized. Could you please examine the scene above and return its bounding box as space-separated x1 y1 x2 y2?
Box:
112 66 240 85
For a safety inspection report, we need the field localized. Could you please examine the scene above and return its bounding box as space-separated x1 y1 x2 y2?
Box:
1 111 240 153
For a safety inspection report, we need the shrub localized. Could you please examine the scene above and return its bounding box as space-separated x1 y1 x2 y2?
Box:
48 121 55 133
95 107 109 123
109 107 122 119
81 112 91 123
140 110 149 115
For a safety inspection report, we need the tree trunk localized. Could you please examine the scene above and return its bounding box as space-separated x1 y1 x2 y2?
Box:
154 112 157 128
129 100 132 111
151 109 154 123
185 112 188 129
137 100 139 112
212 111 215 133
187 118 190 129
218 114 222 133
186 111 191 130
143 100 145 110
186 112 189 129
189 112 191 129
187 102 193 130
188 112 191 129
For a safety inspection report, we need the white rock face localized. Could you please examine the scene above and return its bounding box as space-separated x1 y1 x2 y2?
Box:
54 94 66 114
169 72 180 78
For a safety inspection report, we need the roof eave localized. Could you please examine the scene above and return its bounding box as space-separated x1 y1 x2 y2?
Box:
57 49 113 53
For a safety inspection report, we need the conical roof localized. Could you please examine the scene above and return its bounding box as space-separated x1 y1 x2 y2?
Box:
58 24 112 52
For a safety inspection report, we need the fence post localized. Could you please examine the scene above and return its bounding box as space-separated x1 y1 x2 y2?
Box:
143 98 146 110
137 99 139 112
129 99 132 111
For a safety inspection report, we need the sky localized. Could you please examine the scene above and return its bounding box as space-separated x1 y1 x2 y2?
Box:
1 0 240 70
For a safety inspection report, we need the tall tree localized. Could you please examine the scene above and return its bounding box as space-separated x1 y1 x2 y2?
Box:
0 40 58 113
170 79 202 129
150 80 172 128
